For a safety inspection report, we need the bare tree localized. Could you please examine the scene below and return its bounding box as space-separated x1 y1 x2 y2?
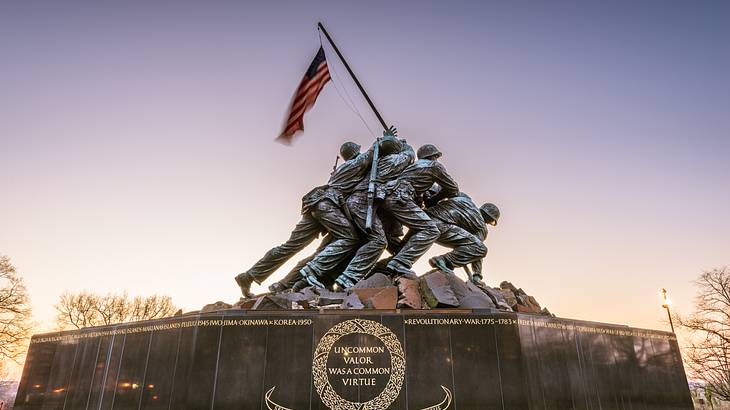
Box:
128 294 176 323
55 291 177 330
0 255 32 364
676 266 730 401
54 292 100 329
95 292 131 325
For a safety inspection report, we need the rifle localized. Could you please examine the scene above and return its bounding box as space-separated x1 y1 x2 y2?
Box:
319 22 390 233
330 155 339 176
364 138 380 232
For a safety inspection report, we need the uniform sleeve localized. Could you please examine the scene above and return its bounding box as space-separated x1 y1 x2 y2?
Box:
392 141 415 168
355 146 374 168
378 141 415 178
436 163 459 195
475 224 487 241
328 147 374 187
402 141 415 160
429 162 459 202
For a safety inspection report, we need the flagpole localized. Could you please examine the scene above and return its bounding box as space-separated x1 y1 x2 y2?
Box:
317 22 389 132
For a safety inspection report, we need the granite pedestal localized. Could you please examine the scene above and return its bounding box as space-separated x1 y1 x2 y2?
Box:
15 310 692 409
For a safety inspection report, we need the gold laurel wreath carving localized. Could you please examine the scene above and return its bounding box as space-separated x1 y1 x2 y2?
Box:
420 385 453 410
312 318 405 410
265 386 294 410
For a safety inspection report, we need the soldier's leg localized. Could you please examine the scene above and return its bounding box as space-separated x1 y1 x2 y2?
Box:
272 234 334 291
381 211 405 255
303 199 360 280
371 223 412 274
383 195 439 272
243 213 322 284
433 222 488 269
337 191 387 286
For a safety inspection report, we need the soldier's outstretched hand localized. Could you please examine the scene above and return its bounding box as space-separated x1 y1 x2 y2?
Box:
384 125 398 137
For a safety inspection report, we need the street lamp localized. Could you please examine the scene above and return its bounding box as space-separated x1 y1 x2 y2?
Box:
661 288 675 333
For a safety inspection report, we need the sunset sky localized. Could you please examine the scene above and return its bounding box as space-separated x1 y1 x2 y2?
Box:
2 0 729 349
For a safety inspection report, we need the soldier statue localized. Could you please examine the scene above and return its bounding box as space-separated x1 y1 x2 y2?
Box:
334 134 415 288
380 144 460 275
424 192 500 284
235 135 499 297
234 140 373 297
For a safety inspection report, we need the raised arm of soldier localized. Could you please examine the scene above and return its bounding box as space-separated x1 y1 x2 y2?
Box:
370 137 414 186
419 146 459 205
327 141 375 192
391 139 415 174
335 131 414 287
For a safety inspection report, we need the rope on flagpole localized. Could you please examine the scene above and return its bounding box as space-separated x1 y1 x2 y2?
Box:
319 31 377 137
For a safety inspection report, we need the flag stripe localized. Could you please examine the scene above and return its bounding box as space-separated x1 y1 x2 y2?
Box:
291 67 330 112
288 64 330 111
278 47 331 143
294 63 329 98
288 70 330 120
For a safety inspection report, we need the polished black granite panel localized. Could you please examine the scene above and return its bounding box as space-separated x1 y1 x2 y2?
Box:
40 338 79 409
168 325 196 410
14 337 57 408
110 331 151 409
64 336 100 410
185 315 223 408
260 316 314 409
450 315 502 409
403 316 454 409
98 333 126 410
212 317 268 409
138 327 181 410
85 336 112 410
15 311 692 409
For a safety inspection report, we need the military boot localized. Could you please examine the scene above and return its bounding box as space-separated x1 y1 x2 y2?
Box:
268 282 287 293
386 259 414 276
470 273 485 286
300 265 326 289
428 256 455 274
335 274 357 289
234 272 256 298
291 280 309 292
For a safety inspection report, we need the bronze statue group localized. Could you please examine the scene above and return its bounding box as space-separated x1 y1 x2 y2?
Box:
235 128 500 298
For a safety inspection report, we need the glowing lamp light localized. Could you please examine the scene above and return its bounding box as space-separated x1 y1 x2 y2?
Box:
52 387 65 393
120 382 132 388
132 383 140 389
148 384 155 389
661 288 672 308
660 288 675 333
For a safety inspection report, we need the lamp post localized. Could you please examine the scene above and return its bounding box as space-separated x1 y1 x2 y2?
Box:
661 288 675 333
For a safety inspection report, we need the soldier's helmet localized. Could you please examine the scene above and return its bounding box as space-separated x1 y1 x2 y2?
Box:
379 135 403 156
480 203 500 226
417 144 442 160
339 141 361 161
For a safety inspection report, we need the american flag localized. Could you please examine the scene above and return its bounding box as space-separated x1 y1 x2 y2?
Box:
277 46 331 143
